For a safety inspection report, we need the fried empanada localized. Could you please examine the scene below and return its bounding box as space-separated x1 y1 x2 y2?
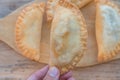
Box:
95 0 120 62
50 0 87 73
47 0 93 22
15 3 45 61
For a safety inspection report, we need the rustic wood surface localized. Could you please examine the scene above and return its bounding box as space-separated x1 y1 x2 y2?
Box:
0 0 120 80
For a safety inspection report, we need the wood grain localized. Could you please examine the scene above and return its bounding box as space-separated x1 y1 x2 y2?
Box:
0 0 120 80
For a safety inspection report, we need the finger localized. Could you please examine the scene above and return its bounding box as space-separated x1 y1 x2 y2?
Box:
68 77 75 80
60 71 72 80
43 67 60 80
33 65 49 79
27 65 49 80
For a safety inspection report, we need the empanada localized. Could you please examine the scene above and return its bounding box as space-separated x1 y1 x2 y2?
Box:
50 0 87 73
15 3 45 61
47 0 93 22
95 0 120 62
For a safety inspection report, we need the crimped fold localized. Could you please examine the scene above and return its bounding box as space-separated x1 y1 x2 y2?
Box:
15 3 45 61
95 0 120 62
50 0 88 74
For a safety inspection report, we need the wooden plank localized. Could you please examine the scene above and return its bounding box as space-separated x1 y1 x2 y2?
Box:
0 0 120 80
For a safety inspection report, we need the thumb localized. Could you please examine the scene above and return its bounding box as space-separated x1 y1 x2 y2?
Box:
43 67 60 80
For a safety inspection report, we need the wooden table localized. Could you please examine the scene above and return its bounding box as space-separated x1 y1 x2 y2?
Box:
0 0 120 80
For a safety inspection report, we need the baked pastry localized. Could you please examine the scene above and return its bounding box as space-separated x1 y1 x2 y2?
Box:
15 3 45 61
47 0 93 22
50 0 87 73
95 0 120 62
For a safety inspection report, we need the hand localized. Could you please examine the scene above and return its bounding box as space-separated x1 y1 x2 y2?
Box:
27 65 75 80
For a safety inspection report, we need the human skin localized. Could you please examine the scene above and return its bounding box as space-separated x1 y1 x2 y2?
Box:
27 65 75 80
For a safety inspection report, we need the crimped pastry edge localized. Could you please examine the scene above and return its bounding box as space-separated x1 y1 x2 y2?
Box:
50 0 88 74
15 3 45 61
95 0 120 62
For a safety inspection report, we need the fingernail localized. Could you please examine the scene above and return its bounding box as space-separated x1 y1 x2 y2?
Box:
49 67 59 77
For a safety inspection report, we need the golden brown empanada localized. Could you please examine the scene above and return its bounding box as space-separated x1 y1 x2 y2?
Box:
47 0 93 22
50 0 87 73
15 3 45 61
95 0 120 62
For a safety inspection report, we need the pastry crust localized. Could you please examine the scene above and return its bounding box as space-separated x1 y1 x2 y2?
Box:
15 3 45 61
47 0 93 22
50 0 87 74
95 0 120 62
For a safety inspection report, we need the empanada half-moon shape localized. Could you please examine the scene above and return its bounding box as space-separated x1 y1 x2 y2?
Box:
15 3 45 61
95 0 120 62
50 0 87 73
47 0 93 22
